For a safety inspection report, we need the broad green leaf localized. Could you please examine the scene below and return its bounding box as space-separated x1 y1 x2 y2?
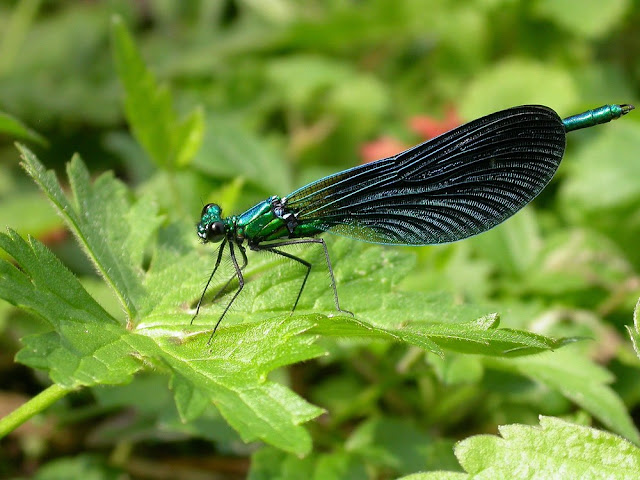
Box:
535 0 630 39
0 111 47 145
485 346 640 444
110 16 203 168
185 235 573 359
135 319 326 455
455 416 640 479
11 148 323 454
0 225 326 454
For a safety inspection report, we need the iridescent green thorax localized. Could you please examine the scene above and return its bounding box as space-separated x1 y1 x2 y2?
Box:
236 195 323 244
197 196 324 246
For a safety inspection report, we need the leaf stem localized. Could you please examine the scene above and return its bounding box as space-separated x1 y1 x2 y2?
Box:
0 383 74 438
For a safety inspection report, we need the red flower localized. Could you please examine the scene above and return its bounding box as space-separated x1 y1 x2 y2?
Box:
409 106 462 140
359 106 462 164
360 136 408 164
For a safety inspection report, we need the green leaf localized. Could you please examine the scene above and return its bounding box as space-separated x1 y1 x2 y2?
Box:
408 314 573 356
110 16 203 168
485 346 640 444
18 144 155 318
0 110 47 145
138 318 325 455
10 147 324 453
187 235 572 359
455 416 640 478
0 226 325 454
0 230 141 387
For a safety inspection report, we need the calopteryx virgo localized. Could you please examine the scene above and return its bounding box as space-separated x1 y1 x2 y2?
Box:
194 103 634 340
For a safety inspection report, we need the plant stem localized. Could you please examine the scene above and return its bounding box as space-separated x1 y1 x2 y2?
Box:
0 383 74 438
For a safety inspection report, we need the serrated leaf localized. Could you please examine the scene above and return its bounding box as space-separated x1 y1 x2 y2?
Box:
138 317 326 455
411 314 574 356
485 346 640 444
0 111 47 145
0 226 325 453
0 230 140 387
455 416 640 479
9 148 326 453
110 16 203 168
18 144 159 317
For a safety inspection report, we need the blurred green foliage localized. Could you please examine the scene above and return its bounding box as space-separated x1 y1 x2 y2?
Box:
1 1 640 479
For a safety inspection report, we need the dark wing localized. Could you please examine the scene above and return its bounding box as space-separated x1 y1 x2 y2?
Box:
284 105 566 245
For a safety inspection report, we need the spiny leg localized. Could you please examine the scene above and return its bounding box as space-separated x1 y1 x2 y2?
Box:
261 246 312 314
212 245 248 302
255 238 352 316
192 239 227 324
207 242 245 345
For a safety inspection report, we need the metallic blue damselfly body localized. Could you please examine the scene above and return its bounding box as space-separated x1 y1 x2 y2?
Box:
194 104 634 341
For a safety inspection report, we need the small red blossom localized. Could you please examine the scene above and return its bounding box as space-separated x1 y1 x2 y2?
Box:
409 106 462 140
359 136 408 164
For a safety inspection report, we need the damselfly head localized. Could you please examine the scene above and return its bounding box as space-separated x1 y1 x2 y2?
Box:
197 203 225 243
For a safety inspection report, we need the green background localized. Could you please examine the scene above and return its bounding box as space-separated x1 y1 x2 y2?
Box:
1 1 640 479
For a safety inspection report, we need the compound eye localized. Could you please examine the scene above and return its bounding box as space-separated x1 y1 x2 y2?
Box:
201 203 218 218
207 221 225 243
